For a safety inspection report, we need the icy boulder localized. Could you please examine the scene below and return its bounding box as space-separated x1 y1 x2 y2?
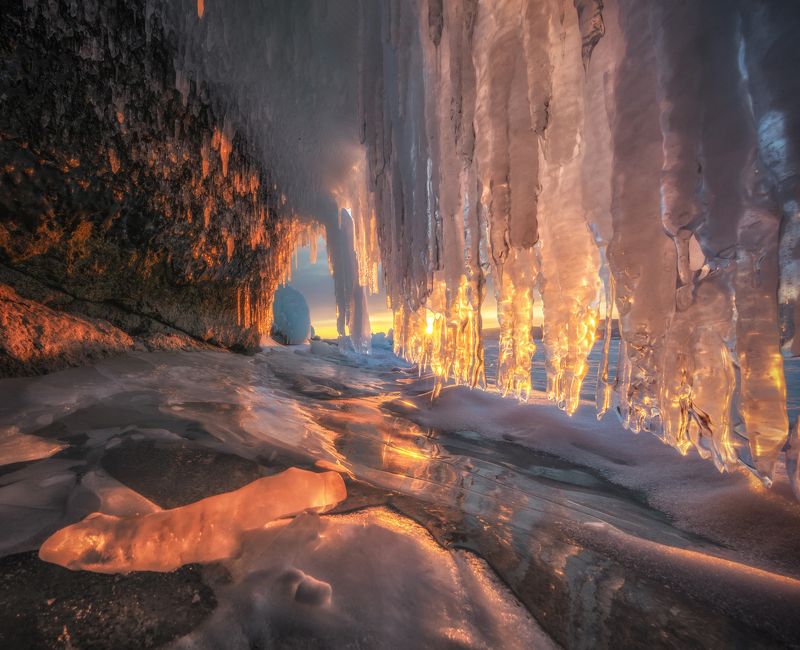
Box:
371 332 392 350
271 286 312 345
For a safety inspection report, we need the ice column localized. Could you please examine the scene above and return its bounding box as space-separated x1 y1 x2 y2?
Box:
536 2 601 416
606 0 678 435
472 0 543 400
327 208 372 354
580 0 620 418
649 0 741 468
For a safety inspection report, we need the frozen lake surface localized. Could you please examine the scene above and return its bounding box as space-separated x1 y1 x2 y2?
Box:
0 341 799 648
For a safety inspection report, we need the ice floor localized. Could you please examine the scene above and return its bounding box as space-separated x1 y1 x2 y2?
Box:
0 340 799 648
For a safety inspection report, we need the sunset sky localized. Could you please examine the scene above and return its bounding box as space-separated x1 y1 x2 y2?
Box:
287 238 549 339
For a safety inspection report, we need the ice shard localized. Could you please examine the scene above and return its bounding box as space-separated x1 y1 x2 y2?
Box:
39 469 347 574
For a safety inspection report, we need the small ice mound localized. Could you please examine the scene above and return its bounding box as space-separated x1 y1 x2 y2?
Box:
309 338 343 358
370 332 392 350
270 286 311 345
292 571 332 606
175 507 554 650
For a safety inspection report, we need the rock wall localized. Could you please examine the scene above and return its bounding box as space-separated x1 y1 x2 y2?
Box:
0 283 136 377
0 0 299 375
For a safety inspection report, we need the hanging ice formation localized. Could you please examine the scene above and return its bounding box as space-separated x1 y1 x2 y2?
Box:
357 0 800 491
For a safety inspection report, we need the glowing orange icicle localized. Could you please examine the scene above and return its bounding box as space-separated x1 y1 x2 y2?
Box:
494 248 538 402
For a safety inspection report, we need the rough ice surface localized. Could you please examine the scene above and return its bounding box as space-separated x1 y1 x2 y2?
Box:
171 509 554 650
270 286 312 345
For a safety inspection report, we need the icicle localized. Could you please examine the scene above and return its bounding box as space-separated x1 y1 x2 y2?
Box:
327 209 372 354
579 0 620 418
734 160 787 482
605 0 677 436
596 273 615 418
471 0 542 400
739 2 800 363
536 1 601 416
724 1 795 481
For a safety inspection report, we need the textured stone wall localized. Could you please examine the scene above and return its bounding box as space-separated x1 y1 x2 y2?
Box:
0 0 297 374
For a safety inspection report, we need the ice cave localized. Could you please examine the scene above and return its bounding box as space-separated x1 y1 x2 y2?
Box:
1 0 799 648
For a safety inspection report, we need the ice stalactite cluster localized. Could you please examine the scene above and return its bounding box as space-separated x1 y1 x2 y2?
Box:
358 0 800 490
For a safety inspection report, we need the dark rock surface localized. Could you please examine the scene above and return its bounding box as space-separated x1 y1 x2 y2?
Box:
0 0 300 375
0 276 217 377
0 551 216 649
101 438 269 509
0 282 136 377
